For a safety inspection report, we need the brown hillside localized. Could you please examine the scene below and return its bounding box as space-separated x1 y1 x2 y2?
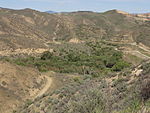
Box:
0 8 150 52
0 61 45 113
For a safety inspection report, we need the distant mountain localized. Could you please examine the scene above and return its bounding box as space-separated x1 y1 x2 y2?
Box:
45 10 57 14
45 10 70 14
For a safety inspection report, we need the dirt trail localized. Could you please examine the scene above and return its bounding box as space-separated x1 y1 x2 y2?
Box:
121 42 150 60
24 74 53 111
124 51 150 60
138 43 150 53
103 41 150 60
35 75 52 99
128 43 150 59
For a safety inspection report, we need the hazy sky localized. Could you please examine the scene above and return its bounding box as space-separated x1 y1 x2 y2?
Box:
0 0 150 13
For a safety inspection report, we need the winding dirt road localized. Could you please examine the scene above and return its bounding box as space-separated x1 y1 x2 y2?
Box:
35 75 52 98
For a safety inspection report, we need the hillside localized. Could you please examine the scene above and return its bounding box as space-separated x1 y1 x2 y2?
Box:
0 8 150 113
0 8 150 52
17 60 150 113
0 61 45 113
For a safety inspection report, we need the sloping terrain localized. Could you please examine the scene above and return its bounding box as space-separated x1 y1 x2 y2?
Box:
0 8 150 52
16 60 150 113
0 8 150 113
0 61 45 113
3 40 149 113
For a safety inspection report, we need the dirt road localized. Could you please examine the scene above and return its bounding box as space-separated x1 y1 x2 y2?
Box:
124 51 150 60
35 75 52 98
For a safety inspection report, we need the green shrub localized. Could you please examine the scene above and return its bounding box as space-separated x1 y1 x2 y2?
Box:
112 61 130 72
121 99 141 113
6 41 129 76
41 51 53 60
73 77 83 83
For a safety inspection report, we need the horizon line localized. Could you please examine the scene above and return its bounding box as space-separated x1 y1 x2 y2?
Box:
0 7 149 14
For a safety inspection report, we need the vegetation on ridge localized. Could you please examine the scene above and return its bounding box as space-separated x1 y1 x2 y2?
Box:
6 42 130 77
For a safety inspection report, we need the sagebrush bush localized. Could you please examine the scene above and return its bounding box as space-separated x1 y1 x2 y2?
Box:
141 80 150 101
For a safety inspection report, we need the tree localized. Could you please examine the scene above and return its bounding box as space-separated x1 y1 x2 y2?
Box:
41 51 53 60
